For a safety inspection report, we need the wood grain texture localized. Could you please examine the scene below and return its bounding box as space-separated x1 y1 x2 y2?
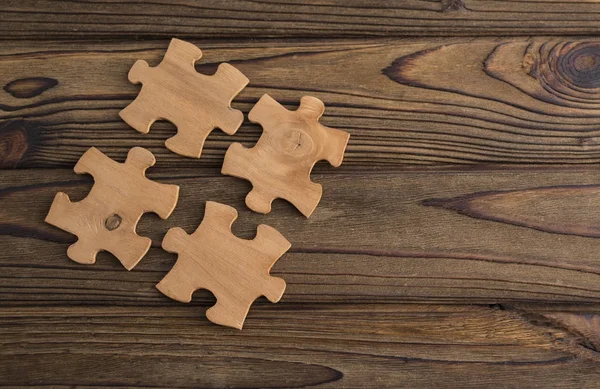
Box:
5 2 600 386
5 38 600 169
3 304 600 388
5 167 600 306
424 185 600 238
6 0 600 38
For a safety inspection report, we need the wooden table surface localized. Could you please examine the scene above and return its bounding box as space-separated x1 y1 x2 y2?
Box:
4 1 600 387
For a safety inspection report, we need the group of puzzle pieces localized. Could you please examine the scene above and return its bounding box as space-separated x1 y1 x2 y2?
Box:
45 38 350 329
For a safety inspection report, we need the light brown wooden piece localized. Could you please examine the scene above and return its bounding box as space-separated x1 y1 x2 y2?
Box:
45 147 179 270
119 38 248 158
157 201 290 329
222 94 350 217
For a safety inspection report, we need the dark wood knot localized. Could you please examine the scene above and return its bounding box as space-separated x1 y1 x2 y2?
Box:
0 121 29 168
555 42 600 89
4 77 58 99
441 0 467 12
105 214 122 231
482 40 600 109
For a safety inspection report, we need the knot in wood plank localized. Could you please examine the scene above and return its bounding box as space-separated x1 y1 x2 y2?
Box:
486 40 600 109
0 121 29 168
4 77 58 99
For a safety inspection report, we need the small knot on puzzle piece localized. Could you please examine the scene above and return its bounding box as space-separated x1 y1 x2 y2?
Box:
104 214 123 231
45 147 180 270
157 201 290 329
222 94 350 217
119 38 249 158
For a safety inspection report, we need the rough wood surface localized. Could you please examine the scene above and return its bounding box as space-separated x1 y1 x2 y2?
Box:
6 0 600 38
4 167 600 306
5 38 600 169
3 304 600 388
4 2 600 386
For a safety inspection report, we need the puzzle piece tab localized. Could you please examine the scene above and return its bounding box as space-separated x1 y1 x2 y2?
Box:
157 201 290 329
120 38 249 158
222 94 350 217
45 147 180 270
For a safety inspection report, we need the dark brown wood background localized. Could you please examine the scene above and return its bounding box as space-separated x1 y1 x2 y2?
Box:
4 1 600 387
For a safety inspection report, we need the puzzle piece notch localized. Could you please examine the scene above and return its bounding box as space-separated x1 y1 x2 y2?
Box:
157 201 290 329
119 38 249 158
221 94 350 217
45 147 180 270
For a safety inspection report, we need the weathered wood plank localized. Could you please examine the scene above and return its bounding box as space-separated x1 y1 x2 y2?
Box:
5 0 600 39
4 167 600 305
1 304 600 388
4 38 600 169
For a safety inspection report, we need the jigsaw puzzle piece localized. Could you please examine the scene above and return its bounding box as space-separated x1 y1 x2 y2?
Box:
66 239 101 266
269 179 322 218
157 201 239 302
159 63 247 157
295 96 349 167
207 267 285 329
164 127 207 158
289 180 323 218
119 84 179 137
242 178 321 218
123 148 180 219
247 94 290 132
104 229 153 270
46 192 98 265
320 126 350 167
157 202 240 303
222 94 349 217
212 62 249 132
156 201 290 329
251 224 289 302
72 147 118 179
156 202 243 302
45 147 180 270
127 59 152 85
206 296 254 330
120 38 249 159
120 62 170 135
126 39 202 87
47 191 152 269
244 185 277 215
68 227 151 270
297 95 325 119
155 232 197 303
204 271 286 330
162 38 203 68
201 200 239 229
124 145 157 171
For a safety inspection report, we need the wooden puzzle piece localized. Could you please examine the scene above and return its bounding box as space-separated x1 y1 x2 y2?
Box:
222 94 350 217
45 147 180 270
119 38 249 158
157 201 290 329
